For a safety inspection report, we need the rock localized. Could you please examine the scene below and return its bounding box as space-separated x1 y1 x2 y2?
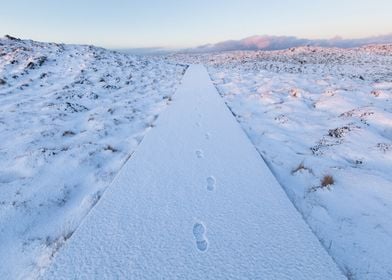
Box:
4 34 20 41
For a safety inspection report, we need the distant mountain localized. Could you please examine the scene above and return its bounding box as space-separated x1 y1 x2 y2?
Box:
188 33 392 53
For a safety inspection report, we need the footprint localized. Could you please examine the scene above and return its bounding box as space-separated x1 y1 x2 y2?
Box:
196 121 201 127
206 176 216 191
193 223 205 237
193 222 208 252
196 240 208 251
205 133 210 140
195 149 204 158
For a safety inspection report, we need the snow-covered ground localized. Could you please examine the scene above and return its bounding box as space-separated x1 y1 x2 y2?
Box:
0 36 187 279
2 35 391 279
43 65 344 280
171 46 392 279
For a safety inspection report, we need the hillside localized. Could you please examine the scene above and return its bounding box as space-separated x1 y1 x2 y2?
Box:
171 45 392 279
0 36 187 278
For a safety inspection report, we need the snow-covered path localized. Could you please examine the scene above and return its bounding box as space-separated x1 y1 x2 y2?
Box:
44 65 344 279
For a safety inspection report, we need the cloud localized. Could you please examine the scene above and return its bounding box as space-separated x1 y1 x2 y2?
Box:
188 33 392 53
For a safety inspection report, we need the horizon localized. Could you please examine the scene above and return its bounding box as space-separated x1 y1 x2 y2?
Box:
1 0 392 49
4 33 392 55
1 2 392 279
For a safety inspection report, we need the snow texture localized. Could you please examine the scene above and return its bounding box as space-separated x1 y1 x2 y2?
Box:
0 37 186 279
172 45 392 279
44 65 344 280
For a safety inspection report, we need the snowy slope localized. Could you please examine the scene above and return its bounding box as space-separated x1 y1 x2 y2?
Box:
44 65 344 280
0 36 187 279
174 45 392 82
171 46 392 279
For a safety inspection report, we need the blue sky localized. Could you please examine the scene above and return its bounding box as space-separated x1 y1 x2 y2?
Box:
1 0 391 48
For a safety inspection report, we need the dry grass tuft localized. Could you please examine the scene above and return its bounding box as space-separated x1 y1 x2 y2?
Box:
291 161 313 175
321 175 334 187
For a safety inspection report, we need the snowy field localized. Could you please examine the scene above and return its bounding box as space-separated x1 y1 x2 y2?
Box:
1 35 391 279
0 36 187 278
172 46 392 279
42 65 344 280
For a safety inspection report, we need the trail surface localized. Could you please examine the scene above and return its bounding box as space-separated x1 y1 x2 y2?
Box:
44 65 344 279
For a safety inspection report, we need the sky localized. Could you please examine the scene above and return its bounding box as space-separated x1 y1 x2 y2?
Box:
1 0 391 48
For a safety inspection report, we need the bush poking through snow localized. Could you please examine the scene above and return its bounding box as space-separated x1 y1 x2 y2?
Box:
291 161 313 175
62 130 76 137
289 88 301 98
321 175 334 187
371 90 381 97
104 145 118 153
328 126 351 138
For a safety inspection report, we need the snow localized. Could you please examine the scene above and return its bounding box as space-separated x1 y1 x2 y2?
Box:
43 65 344 279
171 46 392 279
0 37 187 279
2 36 391 279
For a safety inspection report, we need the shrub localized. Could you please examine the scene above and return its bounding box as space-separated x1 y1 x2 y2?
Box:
321 175 334 187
